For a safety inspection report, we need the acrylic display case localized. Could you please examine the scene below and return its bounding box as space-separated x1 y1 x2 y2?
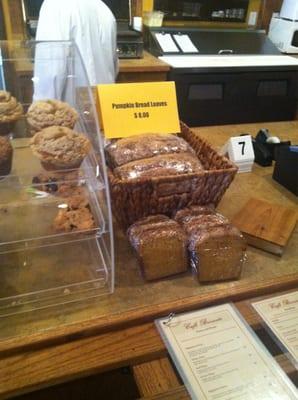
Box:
0 40 114 319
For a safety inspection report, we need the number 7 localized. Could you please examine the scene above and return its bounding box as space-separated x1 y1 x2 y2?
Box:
238 141 245 156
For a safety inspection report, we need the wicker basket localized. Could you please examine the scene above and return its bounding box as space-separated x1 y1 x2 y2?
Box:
107 122 238 229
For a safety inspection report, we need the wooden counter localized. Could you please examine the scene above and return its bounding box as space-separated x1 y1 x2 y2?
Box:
0 121 297 398
117 51 170 82
12 50 170 76
10 51 170 103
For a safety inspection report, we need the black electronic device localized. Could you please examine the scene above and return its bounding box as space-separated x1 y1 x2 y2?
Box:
104 0 144 59
273 146 298 196
252 129 292 166
117 22 143 59
252 139 273 167
266 141 292 161
255 129 270 144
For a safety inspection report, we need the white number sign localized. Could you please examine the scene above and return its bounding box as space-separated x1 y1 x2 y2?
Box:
220 135 255 173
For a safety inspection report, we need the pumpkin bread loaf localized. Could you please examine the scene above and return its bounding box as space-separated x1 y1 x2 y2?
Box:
189 224 246 282
128 215 188 281
174 206 246 282
105 133 195 168
114 153 203 180
174 204 215 224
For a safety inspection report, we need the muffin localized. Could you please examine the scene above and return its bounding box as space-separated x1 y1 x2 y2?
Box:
27 99 78 134
0 91 23 135
30 126 91 171
0 136 13 177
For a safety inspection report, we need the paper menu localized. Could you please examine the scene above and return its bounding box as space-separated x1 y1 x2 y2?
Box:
252 291 298 367
156 304 298 400
173 34 199 53
155 33 179 53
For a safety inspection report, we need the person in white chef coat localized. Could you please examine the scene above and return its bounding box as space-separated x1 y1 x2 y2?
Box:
33 0 118 100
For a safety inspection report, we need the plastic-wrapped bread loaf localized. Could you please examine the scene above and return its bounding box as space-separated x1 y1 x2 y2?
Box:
105 133 195 168
178 213 229 235
174 206 246 282
128 215 188 281
189 224 246 282
114 153 204 180
174 204 215 223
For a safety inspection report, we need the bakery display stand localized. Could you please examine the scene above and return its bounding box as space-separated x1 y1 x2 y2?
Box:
0 41 114 330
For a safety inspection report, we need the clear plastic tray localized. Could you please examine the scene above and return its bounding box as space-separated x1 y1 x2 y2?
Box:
0 40 114 320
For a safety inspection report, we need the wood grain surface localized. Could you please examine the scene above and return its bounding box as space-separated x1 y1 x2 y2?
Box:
118 51 170 73
133 358 180 397
0 292 297 398
141 386 190 400
232 197 297 255
0 323 165 399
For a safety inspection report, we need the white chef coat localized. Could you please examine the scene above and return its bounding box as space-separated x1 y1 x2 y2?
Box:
33 0 118 100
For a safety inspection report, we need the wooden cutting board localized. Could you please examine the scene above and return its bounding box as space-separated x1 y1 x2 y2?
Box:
232 198 297 256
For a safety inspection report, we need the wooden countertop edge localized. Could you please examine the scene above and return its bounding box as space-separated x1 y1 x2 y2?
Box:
14 63 171 74
1 273 297 357
118 64 170 73
1 298 296 399
13 52 171 74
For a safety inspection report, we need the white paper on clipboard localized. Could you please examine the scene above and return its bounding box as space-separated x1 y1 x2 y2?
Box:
252 291 298 368
173 34 199 53
155 33 179 53
156 304 298 400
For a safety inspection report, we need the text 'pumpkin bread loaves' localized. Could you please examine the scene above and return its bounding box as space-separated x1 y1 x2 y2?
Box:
114 153 204 180
105 133 195 168
128 215 188 281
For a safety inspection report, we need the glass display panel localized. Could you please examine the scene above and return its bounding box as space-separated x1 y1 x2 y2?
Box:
0 40 114 323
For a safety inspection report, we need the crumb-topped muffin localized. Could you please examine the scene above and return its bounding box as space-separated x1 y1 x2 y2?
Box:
27 99 78 134
0 136 13 177
30 126 91 170
0 90 23 135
